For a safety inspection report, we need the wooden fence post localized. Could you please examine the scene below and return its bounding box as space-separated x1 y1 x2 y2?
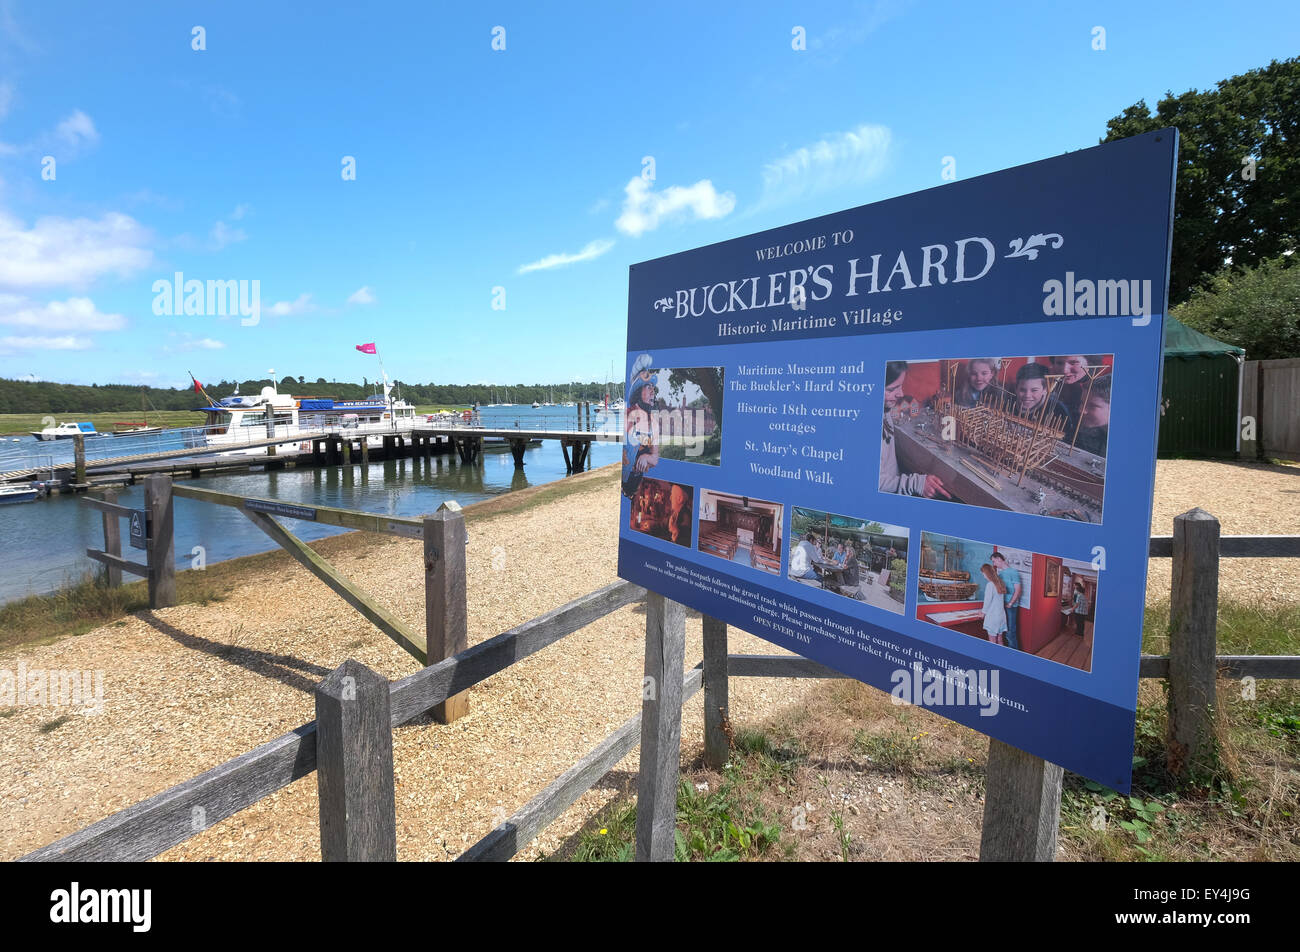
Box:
702 615 730 769
424 501 469 723
636 591 685 861
1168 507 1220 777
979 738 1063 861
145 474 175 609
315 658 397 861
99 488 122 587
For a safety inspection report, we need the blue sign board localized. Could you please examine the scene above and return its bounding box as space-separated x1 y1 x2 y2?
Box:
129 509 148 550
616 130 1178 790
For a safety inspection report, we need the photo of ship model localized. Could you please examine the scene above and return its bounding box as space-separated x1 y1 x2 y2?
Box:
882 355 1112 523
917 536 978 601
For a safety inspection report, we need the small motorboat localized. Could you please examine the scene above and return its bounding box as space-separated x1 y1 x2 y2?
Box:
112 423 164 437
0 482 46 504
31 421 101 441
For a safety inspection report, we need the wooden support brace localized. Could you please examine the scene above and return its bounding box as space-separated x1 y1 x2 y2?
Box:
243 508 426 662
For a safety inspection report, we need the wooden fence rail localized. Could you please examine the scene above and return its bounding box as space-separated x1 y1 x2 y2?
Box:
25 507 1300 863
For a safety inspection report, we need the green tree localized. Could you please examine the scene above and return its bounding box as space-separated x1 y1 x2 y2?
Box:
1173 255 1299 359
1102 57 1299 304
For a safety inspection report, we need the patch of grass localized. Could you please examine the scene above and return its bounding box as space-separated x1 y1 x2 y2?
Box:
39 715 72 733
1143 598 1300 657
0 410 206 437
0 708 17 718
852 729 924 774
561 728 799 862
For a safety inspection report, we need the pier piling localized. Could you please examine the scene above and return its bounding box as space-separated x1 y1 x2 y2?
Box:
73 434 87 488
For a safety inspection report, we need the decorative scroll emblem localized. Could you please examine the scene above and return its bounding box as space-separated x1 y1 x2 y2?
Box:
653 297 674 312
1005 233 1064 261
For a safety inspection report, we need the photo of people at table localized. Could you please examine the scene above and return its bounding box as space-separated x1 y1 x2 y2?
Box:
627 477 694 548
787 507 909 615
622 355 724 499
914 531 1098 672
877 355 1113 524
696 489 783 575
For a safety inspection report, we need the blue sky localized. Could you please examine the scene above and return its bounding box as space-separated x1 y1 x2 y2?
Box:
0 0 1296 391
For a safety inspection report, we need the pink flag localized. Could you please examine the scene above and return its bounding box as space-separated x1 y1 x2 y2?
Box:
355 343 377 354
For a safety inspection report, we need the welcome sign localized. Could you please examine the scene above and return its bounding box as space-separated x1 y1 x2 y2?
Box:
616 130 1177 790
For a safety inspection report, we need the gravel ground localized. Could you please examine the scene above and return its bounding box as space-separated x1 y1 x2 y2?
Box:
1 458 1295 861
1147 459 1300 608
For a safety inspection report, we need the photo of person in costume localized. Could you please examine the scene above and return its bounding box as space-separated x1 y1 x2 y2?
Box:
621 355 724 497
621 355 661 498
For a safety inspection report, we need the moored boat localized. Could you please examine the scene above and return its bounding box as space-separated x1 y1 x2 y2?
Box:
31 421 101 441
0 482 46 504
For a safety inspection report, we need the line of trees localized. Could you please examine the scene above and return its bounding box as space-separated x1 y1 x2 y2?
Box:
1103 56 1298 359
0 378 621 414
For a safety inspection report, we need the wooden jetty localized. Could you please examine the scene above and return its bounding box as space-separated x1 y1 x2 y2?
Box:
0 423 620 490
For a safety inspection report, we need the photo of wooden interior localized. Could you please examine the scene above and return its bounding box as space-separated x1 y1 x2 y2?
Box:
696 489 784 575
915 530 1097 672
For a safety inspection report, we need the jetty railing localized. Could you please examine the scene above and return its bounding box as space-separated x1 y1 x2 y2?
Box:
22 506 1300 863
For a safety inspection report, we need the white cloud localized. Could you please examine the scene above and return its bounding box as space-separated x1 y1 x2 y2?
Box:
809 0 908 60
210 219 247 249
518 238 615 274
0 210 153 289
347 285 376 305
757 124 892 207
615 178 734 237
55 109 98 149
229 204 250 221
172 336 224 351
0 294 125 332
266 293 315 316
0 334 92 351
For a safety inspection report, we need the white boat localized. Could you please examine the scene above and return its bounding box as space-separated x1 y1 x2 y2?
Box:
199 376 417 455
31 421 101 441
0 482 45 504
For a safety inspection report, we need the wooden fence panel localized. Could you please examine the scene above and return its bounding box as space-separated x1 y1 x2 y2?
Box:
1257 358 1300 461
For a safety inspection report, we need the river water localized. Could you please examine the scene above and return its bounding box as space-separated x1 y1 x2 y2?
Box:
0 405 622 605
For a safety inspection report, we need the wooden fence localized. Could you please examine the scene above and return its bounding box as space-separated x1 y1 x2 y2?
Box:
25 503 1300 863
1242 357 1300 461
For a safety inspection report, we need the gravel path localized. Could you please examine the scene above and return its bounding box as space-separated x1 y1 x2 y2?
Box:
1 458 1295 861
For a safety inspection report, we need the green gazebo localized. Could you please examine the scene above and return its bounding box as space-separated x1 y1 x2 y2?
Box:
1159 316 1246 458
